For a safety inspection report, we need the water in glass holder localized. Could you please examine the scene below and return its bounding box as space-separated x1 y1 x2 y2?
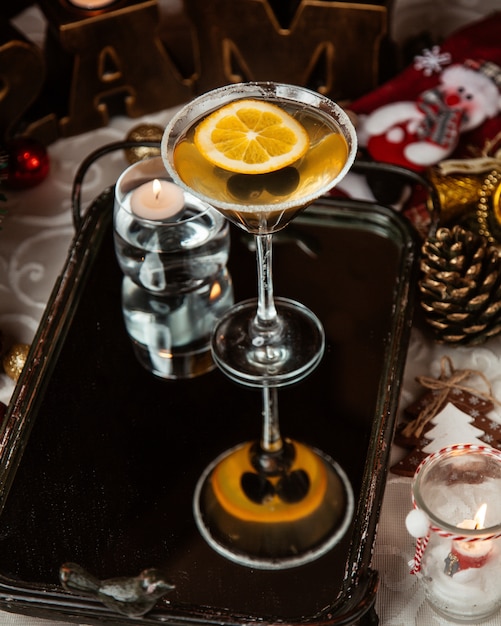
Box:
113 156 230 296
406 445 501 623
114 156 232 378
121 269 234 379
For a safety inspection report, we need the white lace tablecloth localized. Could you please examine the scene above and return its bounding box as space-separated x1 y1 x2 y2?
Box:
3 2 501 625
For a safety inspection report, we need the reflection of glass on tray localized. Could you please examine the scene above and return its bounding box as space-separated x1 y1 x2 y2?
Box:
121 269 234 379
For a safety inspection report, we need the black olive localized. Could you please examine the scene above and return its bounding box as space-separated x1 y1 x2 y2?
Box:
275 469 310 503
241 472 275 504
227 173 264 201
264 167 300 196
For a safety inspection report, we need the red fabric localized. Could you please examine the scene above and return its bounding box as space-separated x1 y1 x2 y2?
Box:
351 12 501 116
350 12 501 171
365 123 420 170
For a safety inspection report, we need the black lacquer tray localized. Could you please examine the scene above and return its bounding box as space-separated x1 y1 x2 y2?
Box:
0 190 419 625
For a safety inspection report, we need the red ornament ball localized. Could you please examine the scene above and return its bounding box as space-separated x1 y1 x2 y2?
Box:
4 137 50 189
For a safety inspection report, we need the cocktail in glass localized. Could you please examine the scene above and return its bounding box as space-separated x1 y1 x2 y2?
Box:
162 82 357 568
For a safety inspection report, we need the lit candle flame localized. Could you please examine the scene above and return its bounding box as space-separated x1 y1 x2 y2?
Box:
152 178 162 200
474 503 487 529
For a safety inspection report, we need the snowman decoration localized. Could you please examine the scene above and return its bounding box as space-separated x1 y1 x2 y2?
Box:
359 59 501 172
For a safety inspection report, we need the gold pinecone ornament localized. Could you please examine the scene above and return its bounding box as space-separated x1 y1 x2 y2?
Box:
419 225 501 345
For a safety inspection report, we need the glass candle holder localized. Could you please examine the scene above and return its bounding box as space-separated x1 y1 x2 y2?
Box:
121 269 234 379
114 156 233 378
406 444 501 623
113 156 230 295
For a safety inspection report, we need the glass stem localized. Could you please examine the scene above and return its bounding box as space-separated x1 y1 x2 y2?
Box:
254 233 280 331
261 386 283 453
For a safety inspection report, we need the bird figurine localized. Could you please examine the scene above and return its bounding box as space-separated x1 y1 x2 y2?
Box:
59 562 175 617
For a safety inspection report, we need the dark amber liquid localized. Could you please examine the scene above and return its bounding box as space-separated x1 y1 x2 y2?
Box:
173 101 349 233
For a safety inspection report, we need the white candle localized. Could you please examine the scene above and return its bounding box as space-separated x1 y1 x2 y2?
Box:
68 0 116 9
130 179 185 221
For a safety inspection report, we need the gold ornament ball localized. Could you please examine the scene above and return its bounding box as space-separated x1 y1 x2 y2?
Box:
124 124 163 164
3 343 30 381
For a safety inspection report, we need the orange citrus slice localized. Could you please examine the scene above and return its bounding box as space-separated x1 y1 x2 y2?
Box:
211 441 328 523
194 99 309 174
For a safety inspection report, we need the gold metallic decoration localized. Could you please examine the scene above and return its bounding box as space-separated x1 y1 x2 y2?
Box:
419 225 501 345
427 138 501 247
36 0 192 139
0 19 46 142
3 343 30 382
476 170 501 244
427 166 482 225
124 124 163 164
184 0 387 102
444 552 460 577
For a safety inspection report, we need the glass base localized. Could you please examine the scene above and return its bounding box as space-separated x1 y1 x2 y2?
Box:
211 297 325 388
427 601 501 624
193 439 354 569
121 271 234 380
129 337 215 380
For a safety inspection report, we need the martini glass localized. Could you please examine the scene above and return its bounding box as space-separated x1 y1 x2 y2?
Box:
162 82 357 568
162 82 356 387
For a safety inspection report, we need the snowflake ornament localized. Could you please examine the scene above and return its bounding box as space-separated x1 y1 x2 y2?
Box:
414 46 451 76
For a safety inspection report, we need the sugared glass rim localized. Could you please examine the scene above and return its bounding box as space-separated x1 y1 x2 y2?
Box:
161 82 357 214
412 444 501 536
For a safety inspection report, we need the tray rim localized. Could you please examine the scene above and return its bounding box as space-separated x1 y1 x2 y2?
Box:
0 191 419 626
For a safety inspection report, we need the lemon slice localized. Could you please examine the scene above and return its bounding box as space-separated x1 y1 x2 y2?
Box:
194 99 309 174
